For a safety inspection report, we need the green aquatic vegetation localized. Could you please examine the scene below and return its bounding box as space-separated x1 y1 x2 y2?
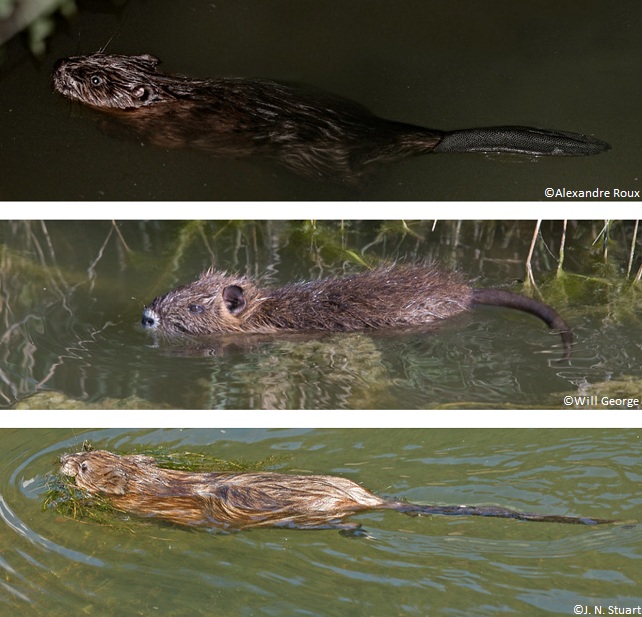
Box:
12 391 165 410
541 268 642 324
43 473 128 528
44 443 287 526
129 447 287 474
287 221 373 270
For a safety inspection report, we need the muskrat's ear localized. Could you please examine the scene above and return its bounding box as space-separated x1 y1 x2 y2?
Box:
222 285 247 315
107 469 128 495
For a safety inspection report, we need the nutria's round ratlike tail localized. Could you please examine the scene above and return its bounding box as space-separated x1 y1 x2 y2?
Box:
472 288 573 360
391 503 615 525
433 126 609 156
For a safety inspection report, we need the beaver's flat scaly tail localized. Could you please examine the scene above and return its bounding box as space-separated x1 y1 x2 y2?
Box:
433 126 609 156
472 288 573 360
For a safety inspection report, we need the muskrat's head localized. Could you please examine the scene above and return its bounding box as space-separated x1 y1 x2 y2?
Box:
141 269 264 336
60 450 155 495
52 53 165 110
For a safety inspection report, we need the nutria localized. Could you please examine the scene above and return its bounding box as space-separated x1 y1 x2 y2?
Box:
59 450 615 531
140 264 573 359
51 53 609 180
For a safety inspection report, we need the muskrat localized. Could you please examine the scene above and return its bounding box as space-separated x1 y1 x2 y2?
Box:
51 53 609 180
59 450 616 531
140 264 574 359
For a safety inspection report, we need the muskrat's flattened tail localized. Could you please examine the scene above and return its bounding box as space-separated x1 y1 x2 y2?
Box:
471 288 573 360
433 126 609 156
392 502 617 525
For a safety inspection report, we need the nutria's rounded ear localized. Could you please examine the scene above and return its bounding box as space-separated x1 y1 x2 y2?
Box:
222 285 247 315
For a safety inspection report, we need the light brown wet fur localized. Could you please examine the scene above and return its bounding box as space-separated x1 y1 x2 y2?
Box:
60 450 617 531
51 53 609 180
140 264 573 359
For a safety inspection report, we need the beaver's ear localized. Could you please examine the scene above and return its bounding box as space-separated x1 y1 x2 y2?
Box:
130 85 154 103
222 285 247 315
107 469 128 495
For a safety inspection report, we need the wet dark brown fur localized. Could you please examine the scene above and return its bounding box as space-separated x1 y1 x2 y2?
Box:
141 264 573 359
60 450 616 531
52 53 608 180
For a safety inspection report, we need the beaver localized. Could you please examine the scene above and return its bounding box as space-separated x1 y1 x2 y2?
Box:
140 264 573 359
59 450 616 531
51 53 609 180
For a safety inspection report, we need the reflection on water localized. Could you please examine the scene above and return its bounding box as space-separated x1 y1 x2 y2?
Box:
1 220 641 409
0 494 104 567
1 428 641 616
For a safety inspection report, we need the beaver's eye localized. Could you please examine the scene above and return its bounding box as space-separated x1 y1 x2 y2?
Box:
188 304 204 314
90 75 103 86
80 462 89 472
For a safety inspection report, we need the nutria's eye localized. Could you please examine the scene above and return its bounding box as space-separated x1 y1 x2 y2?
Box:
90 75 103 86
189 304 204 314
80 462 89 472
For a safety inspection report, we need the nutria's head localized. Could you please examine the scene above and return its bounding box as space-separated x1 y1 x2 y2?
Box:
141 269 265 336
60 450 155 495
52 53 165 110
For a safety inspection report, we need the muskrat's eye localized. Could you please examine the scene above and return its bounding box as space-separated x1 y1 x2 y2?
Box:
80 462 89 472
90 75 103 86
188 304 204 314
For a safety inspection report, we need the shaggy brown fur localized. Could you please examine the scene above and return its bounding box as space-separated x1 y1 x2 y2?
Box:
60 450 615 531
141 264 573 358
52 53 608 179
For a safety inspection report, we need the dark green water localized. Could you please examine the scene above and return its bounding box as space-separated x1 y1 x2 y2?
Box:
1 0 640 200
2 428 641 617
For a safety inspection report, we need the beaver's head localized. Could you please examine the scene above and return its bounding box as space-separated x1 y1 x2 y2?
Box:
52 53 166 110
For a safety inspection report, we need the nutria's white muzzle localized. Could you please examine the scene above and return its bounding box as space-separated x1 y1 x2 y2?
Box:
141 307 159 329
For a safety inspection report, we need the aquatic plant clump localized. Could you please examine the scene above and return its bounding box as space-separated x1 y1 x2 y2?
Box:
45 443 284 527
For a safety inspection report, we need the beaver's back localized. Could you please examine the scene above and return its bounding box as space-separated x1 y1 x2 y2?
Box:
51 53 442 179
